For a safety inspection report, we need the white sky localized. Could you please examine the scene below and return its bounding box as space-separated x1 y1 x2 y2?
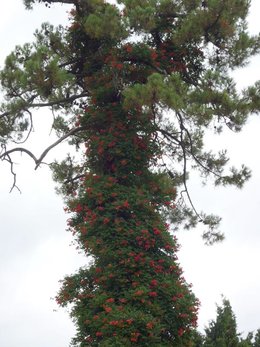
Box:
0 1 260 346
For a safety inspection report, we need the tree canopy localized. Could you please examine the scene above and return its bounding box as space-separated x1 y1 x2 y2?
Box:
1 0 259 241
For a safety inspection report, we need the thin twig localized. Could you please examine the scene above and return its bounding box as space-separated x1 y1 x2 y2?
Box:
1 152 21 193
175 113 203 221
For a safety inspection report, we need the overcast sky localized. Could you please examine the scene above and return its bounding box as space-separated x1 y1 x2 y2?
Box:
0 1 260 346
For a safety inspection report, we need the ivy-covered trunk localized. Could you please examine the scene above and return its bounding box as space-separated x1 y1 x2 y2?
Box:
57 66 198 347
53 5 201 345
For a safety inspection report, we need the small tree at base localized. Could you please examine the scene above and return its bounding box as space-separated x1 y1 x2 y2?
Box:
203 298 260 347
204 298 240 347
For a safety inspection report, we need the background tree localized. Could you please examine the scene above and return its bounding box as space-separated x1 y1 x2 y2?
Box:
241 329 260 347
190 330 205 347
202 298 260 347
0 0 260 346
204 298 240 347
252 330 260 347
240 333 254 347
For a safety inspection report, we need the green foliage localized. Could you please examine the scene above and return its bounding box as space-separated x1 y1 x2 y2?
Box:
123 73 188 110
204 298 240 347
253 330 260 347
84 2 126 40
201 298 260 347
55 87 199 344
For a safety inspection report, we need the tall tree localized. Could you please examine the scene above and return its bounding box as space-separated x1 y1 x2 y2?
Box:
0 0 259 346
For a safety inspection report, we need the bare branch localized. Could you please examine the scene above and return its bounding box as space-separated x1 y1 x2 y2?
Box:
1 145 38 162
0 149 22 193
176 114 203 222
0 125 86 171
35 125 86 169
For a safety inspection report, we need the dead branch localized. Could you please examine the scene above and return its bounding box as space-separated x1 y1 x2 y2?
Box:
1 125 86 169
0 125 86 190
35 125 86 169
1 152 21 193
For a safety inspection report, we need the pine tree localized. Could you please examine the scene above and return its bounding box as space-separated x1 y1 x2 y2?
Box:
253 330 260 347
204 298 240 347
1 0 260 346
239 329 260 347
203 298 260 347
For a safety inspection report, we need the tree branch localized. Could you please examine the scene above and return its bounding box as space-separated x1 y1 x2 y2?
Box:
158 125 223 180
1 145 38 162
30 92 88 109
1 151 21 193
12 109 34 144
64 173 85 184
35 125 86 169
0 92 88 120
0 125 86 170
176 114 203 222
42 0 76 4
